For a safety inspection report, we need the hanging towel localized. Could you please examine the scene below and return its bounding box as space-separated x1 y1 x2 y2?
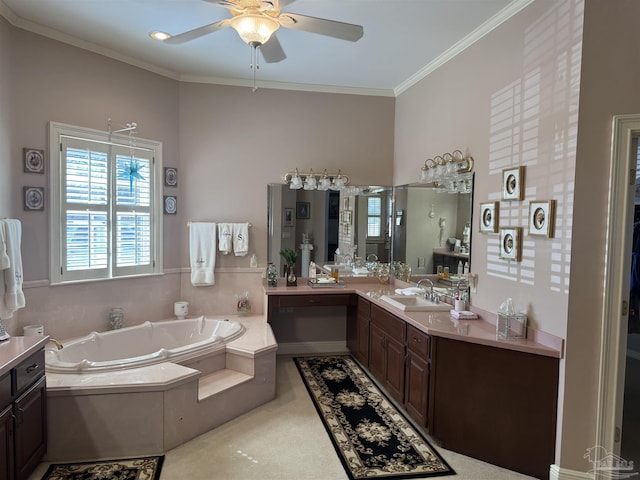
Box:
189 222 217 286
218 223 233 255
233 223 249 257
0 219 25 319
0 222 9 270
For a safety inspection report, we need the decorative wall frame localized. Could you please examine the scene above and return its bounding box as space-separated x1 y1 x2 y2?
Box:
529 200 556 237
502 166 525 201
163 195 177 215
23 148 45 174
24 186 44 211
499 227 522 261
479 202 499 233
341 210 352 225
296 202 310 219
164 167 178 187
283 207 293 227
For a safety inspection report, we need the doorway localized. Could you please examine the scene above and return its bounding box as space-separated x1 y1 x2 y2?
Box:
598 115 640 462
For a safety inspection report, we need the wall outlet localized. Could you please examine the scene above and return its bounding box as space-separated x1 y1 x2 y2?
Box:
418 257 425 268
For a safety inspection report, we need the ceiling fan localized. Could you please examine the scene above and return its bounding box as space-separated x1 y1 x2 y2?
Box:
161 0 364 64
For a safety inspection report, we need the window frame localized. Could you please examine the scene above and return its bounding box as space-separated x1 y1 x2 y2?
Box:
49 121 163 285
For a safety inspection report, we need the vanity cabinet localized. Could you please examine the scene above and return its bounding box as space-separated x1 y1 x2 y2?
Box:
0 349 47 480
369 304 406 403
347 296 370 367
404 325 431 429
430 337 558 480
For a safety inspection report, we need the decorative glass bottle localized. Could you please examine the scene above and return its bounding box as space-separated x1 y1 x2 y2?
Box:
266 263 278 287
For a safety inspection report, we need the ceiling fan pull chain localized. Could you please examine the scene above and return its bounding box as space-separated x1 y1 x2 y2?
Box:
250 44 261 92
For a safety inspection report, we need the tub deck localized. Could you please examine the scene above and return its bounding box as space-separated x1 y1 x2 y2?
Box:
45 315 278 462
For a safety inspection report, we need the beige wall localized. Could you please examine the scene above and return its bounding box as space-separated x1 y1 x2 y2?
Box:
0 16 12 216
0 20 395 338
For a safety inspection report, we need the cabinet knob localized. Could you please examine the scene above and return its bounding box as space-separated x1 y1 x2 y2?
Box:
26 364 38 373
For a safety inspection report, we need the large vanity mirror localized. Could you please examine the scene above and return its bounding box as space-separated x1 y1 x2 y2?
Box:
267 176 473 280
267 184 393 277
392 177 473 280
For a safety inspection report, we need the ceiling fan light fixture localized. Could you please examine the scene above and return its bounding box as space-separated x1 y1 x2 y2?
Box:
149 31 172 41
230 14 279 46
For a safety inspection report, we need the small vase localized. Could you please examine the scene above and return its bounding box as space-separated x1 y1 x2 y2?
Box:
286 269 297 286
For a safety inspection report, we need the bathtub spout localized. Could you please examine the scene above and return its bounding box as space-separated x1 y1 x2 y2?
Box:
49 338 64 350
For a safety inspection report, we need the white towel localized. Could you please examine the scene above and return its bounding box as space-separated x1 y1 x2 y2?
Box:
189 222 216 286
233 223 249 257
0 219 25 319
0 222 9 270
218 223 232 255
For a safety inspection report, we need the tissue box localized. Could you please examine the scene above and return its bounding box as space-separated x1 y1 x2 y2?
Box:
496 313 527 338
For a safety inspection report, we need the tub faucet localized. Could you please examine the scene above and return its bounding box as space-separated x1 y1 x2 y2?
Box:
49 338 64 350
416 278 437 303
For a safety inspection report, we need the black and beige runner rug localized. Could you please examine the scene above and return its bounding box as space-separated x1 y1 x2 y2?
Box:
41 455 164 480
295 355 454 480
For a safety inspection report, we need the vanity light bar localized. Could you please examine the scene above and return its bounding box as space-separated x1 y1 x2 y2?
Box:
419 150 474 184
283 169 350 191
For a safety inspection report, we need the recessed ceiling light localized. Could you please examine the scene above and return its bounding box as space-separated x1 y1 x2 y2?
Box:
149 31 172 41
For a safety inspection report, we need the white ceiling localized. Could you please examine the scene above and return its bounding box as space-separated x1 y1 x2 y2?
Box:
1 0 528 96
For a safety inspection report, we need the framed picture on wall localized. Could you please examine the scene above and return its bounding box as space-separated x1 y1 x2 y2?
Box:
479 202 499 233
499 227 522 262
164 167 178 187
24 186 45 211
23 148 45 174
163 195 177 214
529 200 556 237
283 208 293 227
502 166 525 201
341 210 352 225
296 202 310 219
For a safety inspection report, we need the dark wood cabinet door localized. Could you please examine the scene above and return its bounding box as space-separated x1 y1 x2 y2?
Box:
368 324 386 381
385 337 405 403
356 314 370 366
346 310 358 354
13 377 46 480
0 404 14 480
405 352 429 428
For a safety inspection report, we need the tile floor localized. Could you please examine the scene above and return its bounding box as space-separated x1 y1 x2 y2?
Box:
29 355 536 479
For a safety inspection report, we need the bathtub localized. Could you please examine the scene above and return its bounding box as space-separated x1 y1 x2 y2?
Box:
45 316 245 373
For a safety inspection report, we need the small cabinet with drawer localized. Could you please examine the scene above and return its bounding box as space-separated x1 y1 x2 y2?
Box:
1 348 47 480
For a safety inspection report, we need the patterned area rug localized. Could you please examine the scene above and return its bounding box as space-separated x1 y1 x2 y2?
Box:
295 355 454 480
41 456 164 480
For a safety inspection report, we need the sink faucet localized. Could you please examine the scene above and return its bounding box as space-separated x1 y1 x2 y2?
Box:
48 338 64 350
416 278 437 302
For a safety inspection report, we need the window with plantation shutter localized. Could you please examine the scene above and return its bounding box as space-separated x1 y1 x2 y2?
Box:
49 122 163 284
367 196 382 238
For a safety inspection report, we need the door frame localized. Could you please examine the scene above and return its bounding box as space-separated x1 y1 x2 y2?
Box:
597 115 640 462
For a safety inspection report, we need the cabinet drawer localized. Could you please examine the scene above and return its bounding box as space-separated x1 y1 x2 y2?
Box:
275 294 354 308
0 372 10 407
407 325 431 361
13 350 45 396
371 304 405 342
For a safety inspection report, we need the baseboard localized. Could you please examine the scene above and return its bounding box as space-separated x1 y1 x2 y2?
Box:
276 341 348 356
549 464 594 480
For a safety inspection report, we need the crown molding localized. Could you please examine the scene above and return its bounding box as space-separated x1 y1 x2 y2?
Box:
394 0 535 96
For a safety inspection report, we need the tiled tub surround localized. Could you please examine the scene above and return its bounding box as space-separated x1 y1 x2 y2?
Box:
44 315 277 462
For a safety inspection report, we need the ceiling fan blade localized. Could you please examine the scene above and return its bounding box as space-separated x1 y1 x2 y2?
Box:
163 19 230 45
260 34 286 63
279 13 363 42
277 0 296 9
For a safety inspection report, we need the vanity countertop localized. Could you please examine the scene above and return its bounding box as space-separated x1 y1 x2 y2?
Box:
432 248 469 258
0 335 50 376
264 279 563 359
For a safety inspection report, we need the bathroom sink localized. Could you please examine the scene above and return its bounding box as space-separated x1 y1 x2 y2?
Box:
380 295 451 312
